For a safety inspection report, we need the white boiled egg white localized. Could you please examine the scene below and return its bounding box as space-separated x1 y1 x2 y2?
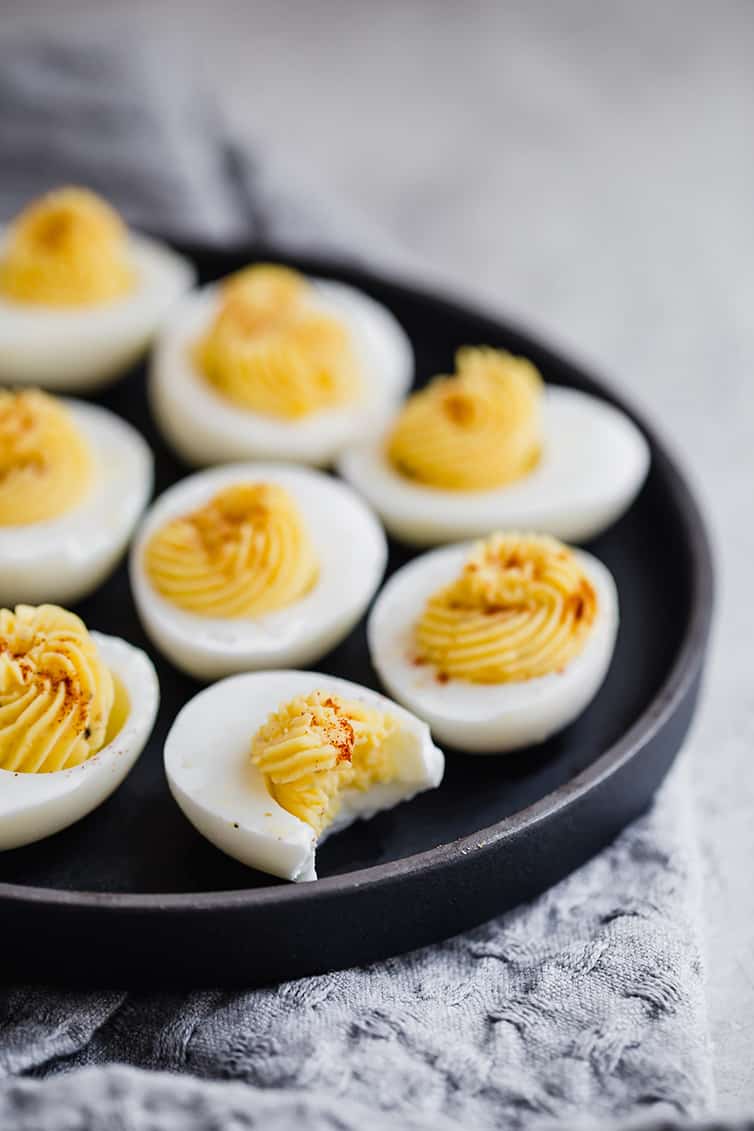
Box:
164 669 444 882
0 234 195 392
0 400 153 607
339 387 650 546
150 277 413 467
130 463 387 681
368 541 619 753
0 632 159 851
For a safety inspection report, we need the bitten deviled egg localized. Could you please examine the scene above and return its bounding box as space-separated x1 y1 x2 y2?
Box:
0 389 152 605
368 532 618 752
165 670 444 881
0 187 194 390
339 346 650 545
0 603 158 850
150 263 413 466
131 463 386 680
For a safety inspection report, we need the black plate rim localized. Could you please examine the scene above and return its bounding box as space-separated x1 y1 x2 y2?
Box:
0 245 715 913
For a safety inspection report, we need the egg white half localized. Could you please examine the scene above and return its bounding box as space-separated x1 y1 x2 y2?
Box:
0 631 159 851
130 463 387 681
149 277 414 467
368 541 619 753
0 399 153 606
339 386 650 546
0 233 195 391
164 669 445 882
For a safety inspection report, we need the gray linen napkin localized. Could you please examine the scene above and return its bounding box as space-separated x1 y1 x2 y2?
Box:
0 39 721 1131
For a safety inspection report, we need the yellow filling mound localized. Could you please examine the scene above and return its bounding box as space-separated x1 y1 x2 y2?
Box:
0 390 93 525
251 690 399 835
0 604 115 773
416 533 597 683
387 346 543 490
145 482 319 618
0 187 134 306
194 264 360 418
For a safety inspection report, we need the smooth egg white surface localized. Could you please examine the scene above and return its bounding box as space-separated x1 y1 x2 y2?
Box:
130 463 387 681
149 278 414 466
368 541 619 753
0 234 195 391
0 400 153 606
0 632 159 851
165 669 445 882
339 387 650 546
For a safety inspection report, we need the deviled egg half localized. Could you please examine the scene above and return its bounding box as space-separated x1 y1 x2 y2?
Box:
339 346 649 545
0 604 159 850
131 463 387 680
0 187 194 390
0 388 152 606
165 670 444 881
368 532 618 753
150 263 413 466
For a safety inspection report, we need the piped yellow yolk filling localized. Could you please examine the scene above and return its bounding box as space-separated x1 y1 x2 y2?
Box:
194 264 361 418
416 533 597 684
0 604 115 773
0 187 134 306
145 482 319 619
0 389 93 525
388 346 543 490
251 690 400 835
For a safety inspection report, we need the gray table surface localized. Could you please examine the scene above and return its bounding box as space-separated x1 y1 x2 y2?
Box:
5 0 753 1116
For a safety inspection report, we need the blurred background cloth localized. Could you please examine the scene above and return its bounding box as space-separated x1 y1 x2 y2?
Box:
0 37 404 264
0 1 752 1122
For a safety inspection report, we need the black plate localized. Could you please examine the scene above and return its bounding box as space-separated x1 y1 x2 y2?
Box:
0 245 713 987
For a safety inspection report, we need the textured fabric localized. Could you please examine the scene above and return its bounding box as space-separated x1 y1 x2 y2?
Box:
0 36 720 1131
0 1067 749 1131
0 768 713 1129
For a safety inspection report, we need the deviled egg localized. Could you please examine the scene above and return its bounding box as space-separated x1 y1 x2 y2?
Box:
131 463 386 680
368 532 618 752
0 187 194 390
150 263 413 466
339 346 649 545
0 389 152 605
0 603 159 850
165 670 444 881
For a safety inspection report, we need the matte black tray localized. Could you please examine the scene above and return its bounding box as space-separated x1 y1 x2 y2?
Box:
0 245 714 987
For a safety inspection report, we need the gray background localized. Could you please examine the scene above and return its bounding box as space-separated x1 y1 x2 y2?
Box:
3 0 753 1115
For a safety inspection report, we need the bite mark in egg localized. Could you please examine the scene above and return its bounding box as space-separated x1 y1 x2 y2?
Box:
164 670 444 882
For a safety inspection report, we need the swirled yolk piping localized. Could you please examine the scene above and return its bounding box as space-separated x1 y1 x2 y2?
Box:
387 346 543 490
0 604 115 773
193 264 361 418
0 187 134 306
145 482 319 618
251 690 400 834
415 533 597 683
0 390 93 525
